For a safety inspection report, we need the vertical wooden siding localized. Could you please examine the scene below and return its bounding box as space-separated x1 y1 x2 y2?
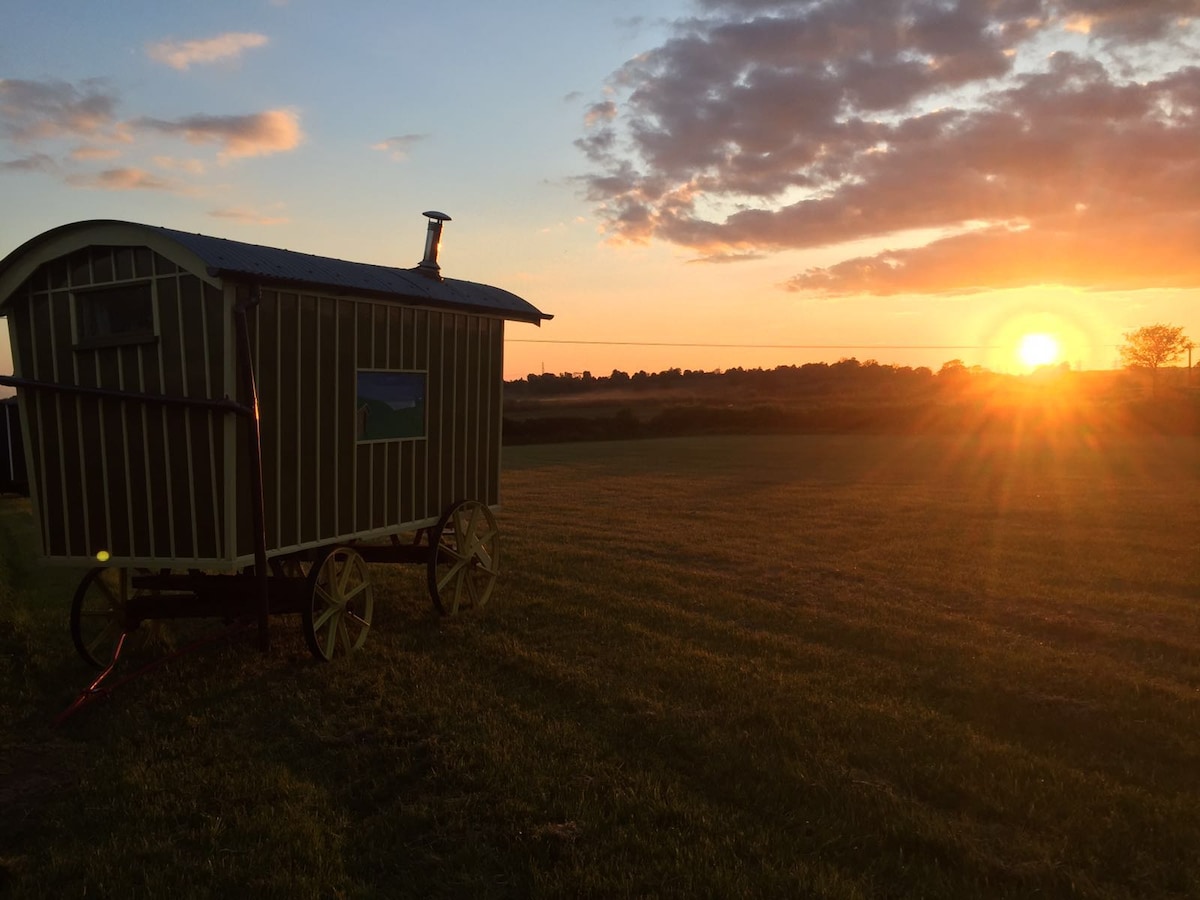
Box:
241 289 503 559
7 247 230 564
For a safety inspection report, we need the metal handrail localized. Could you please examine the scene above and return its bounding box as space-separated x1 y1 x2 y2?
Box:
0 374 252 417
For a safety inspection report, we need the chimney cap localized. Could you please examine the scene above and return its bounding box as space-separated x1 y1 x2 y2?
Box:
423 210 452 222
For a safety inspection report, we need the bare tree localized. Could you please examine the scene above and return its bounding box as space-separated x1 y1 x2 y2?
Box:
1119 324 1192 396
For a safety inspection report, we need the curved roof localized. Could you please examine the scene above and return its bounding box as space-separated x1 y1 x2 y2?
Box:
0 219 551 324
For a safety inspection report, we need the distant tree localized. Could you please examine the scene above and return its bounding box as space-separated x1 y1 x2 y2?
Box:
1120 324 1192 396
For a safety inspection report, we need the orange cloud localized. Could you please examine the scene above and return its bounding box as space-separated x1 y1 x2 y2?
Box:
146 33 269 71
67 167 180 192
1062 14 1095 34
71 145 122 161
135 108 302 160
371 134 425 162
785 212 1200 296
208 206 289 225
152 155 206 174
584 101 617 127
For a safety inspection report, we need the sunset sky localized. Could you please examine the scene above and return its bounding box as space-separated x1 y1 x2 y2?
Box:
2 0 1199 381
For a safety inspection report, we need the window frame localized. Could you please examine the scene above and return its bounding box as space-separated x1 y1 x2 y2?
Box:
355 369 429 443
72 280 158 350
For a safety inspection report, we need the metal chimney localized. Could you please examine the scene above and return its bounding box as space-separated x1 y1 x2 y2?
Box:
417 210 451 279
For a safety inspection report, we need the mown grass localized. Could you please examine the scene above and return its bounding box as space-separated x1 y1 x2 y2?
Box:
1 433 1198 898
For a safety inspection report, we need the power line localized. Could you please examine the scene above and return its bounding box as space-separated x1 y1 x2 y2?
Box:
507 338 999 350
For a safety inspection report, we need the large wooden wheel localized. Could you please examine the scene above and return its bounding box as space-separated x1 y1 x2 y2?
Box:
70 567 140 668
303 546 374 661
427 499 500 616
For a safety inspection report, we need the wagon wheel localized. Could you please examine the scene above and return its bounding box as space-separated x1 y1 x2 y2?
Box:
69 567 147 668
303 546 374 662
428 499 500 616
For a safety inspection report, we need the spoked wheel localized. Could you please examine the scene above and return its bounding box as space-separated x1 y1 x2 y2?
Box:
70 567 142 668
427 499 500 616
303 546 374 661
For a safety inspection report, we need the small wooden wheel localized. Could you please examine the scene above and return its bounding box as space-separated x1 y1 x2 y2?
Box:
303 546 373 661
70 567 139 668
428 499 500 616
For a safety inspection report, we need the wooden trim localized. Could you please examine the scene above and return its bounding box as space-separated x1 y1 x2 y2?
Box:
35 555 244 571
351 299 358 532
155 279 177 558
333 298 341 537
137 311 154 557
274 290 282 550
314 295 322 547
419 311 427 518
228 514 449 568
45 289 73 556
294 292 303 543
11 300 48 552
177 273 199 560
497 319 506 510
451 314 459 502
201 288 222 559
222 283 238 565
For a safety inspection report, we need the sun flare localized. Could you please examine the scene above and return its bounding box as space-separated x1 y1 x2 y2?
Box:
1017 332 1060 368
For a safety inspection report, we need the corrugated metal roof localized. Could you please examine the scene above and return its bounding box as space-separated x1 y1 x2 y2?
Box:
0 220 552 324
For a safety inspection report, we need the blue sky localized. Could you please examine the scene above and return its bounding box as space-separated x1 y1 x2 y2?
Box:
3 1 1199 381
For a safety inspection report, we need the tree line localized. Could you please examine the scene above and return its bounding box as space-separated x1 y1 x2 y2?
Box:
502 325 1196 444
508 358 1067 399
508 323 1195 399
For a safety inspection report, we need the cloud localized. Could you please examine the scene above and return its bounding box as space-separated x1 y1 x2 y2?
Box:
152 155 206 174
208 206 289 225
689 250 767 264
71 145 122 161
67 167 180 192
0 77 120 142
579 0 1200 293
0 152 58 173
785 214 1200 295
134 108 302 160
583 100 617 127
0 76 299 200
146 32 270 71
370 134 426 161
1058 0 1200 42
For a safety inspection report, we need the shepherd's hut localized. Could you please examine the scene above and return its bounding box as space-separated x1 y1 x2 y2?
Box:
0 213 551 571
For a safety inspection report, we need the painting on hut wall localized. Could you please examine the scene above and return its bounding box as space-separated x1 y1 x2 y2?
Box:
355 371 426 441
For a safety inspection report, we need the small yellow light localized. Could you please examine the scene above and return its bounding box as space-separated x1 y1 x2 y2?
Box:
96 550 111 562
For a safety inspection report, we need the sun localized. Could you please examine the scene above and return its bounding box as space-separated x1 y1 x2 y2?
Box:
1017 332 1060 368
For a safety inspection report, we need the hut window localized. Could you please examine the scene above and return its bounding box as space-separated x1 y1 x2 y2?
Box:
356 371 426 441
74 282 156 348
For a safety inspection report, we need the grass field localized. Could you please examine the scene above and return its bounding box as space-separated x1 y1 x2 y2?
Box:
2 433 1198 898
